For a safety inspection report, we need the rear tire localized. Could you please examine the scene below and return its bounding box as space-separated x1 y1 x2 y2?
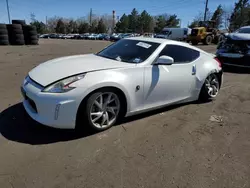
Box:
199 74 220 102
203 35 212 45
218 35 224 44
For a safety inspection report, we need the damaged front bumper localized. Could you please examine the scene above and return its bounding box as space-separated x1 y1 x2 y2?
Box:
216 40 250 68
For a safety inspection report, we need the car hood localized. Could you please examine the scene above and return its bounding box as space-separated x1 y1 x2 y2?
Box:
227 33 250 40
29 54 134 86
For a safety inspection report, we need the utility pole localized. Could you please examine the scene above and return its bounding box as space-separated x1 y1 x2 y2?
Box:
89 8 92 25
112 10 116 33
204 0 209 21
45 16 48 31
6 0 11 24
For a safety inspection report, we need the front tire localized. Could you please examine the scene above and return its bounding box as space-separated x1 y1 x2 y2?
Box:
81 89 122 131
199 74 220 101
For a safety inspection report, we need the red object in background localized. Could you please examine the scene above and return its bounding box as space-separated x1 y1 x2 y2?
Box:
214 57 222 68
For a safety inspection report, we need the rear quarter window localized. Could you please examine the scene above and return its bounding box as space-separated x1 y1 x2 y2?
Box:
159 44 200 64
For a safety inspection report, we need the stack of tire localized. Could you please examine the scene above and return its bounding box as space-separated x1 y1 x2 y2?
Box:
0 24 9 45
2 20 38 46
7 22 25 45
22 25 38 45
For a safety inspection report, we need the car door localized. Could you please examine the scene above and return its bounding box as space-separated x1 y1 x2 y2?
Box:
143 44 200 109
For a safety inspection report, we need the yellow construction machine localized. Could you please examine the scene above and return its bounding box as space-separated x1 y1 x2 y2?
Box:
188 21 225 45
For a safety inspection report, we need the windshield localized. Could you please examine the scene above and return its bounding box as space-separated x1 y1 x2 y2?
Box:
160 30 170 35
236 28 250 34
96 39 160 63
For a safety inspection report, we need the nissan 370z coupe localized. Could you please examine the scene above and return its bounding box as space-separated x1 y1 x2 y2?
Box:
21 37 223 131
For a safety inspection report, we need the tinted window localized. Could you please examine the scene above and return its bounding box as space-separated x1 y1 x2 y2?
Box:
96 39 160 63
191 29 198 36
159 44 200 64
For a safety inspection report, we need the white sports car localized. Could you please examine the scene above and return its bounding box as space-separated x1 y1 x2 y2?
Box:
21 37 223 131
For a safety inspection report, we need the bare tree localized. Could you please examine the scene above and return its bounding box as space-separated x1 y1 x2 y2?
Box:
30 13 36 22
100 14 113 29
47 16 61 33
222 5 233 31
194 10 212 22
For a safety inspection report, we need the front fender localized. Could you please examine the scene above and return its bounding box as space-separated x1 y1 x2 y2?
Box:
82 81 131 113
74 67 144 115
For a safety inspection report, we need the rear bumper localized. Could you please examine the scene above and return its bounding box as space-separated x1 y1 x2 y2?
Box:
222 62 250 68
216 52 250 68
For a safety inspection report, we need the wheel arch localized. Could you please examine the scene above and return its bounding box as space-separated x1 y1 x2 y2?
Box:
205 69 222 88
197 68 222 98
75 84 130 127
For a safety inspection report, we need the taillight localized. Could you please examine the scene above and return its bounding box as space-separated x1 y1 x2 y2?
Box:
214 57 222 68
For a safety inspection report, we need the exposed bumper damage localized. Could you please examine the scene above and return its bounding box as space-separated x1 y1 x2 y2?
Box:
216 36 250 68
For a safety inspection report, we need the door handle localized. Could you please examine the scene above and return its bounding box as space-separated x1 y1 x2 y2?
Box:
192 64 196 75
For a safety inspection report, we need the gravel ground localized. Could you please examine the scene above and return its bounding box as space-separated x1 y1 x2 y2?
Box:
0 39 249 188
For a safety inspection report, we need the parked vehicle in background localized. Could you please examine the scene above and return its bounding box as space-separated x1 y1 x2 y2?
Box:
98 34 110 40
161 28 191 41
39 34 49 38
58 34 66 39
216 26 250 68
72 34 80 39
48 33 58 39
121 33 133 39
76 33 90 39
110 33 121 41
110 33 133 41
21 37 222 132
63 34 77 39
87 34 99 40
143 33 154 38
154 33 168 39
38 32 133 41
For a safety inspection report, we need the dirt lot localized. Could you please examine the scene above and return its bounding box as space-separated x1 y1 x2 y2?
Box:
0 39 250 188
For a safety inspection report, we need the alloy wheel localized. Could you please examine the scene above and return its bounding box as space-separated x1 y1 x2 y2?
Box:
205 74 219 98
90 92 120 129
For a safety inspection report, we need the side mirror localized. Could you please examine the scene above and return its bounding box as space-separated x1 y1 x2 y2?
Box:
155 55 174 65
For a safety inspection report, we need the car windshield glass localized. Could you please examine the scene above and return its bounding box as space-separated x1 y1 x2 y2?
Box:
160 30 170 35
96 39 160 63
236 28 250 34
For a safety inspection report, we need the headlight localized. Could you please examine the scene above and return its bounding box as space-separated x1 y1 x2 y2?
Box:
42 74 85 93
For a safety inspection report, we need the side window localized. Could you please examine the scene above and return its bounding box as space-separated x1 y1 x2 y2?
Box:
159 45 200 64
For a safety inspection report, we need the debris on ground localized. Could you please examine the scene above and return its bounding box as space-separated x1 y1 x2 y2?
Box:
209 115 223 123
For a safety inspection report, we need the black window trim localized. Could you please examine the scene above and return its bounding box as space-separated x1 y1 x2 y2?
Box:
157 44 200 65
